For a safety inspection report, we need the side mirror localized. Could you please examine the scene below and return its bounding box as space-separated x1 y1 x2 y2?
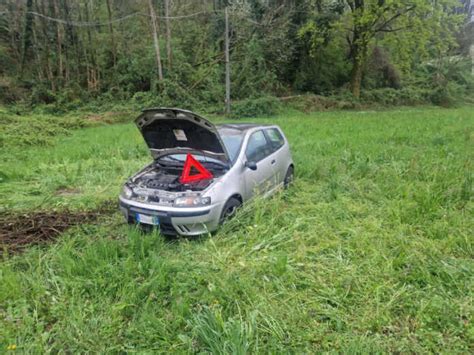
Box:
245 161 257 171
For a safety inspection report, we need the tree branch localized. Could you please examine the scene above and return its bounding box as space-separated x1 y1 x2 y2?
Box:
374 5 416 34
377 25 413 33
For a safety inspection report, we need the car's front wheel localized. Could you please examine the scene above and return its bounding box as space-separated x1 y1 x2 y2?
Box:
283 165 294 188
219 197 242 225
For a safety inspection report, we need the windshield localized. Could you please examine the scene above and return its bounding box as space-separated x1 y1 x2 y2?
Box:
157 154 227 169
218 128 244 162
156 128 244 167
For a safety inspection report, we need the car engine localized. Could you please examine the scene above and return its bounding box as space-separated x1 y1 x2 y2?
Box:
133 165 214 192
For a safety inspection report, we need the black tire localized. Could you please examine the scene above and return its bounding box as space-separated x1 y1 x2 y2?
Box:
283 165 294 189
219 197 242 225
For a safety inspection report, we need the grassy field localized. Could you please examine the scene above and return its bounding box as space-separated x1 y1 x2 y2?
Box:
0 107 473 352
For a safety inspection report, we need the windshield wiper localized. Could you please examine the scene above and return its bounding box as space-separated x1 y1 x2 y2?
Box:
156 158 183 168
157 155 183 165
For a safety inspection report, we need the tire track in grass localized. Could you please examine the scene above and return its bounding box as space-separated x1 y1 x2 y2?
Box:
0 200 116 254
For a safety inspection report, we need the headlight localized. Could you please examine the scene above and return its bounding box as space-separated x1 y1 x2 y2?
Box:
174 195 211 207
122 185 133 199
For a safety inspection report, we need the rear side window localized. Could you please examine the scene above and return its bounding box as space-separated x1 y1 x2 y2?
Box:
265 128 285 151
245 130 272 162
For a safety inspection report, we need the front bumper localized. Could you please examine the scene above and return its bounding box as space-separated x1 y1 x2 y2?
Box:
119 196 223 236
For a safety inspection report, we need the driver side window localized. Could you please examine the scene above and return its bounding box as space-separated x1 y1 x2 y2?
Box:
245 130 271 162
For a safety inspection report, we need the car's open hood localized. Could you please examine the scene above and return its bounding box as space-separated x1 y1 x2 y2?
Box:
135 108 230 164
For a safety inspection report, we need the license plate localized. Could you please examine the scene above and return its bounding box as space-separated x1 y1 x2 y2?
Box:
136 213 159 225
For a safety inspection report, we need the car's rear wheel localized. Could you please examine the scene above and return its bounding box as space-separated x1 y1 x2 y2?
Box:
219 197 242 224
284 166 294 188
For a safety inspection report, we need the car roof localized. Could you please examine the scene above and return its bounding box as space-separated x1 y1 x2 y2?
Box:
216 123 271 133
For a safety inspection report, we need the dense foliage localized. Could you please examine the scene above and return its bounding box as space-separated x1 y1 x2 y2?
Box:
0 0 473 112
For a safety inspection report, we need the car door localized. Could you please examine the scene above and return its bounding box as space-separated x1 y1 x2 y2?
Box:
263 127 287 187
243 130 275 198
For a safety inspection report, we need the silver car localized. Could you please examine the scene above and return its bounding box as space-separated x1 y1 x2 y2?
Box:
119 108 294 236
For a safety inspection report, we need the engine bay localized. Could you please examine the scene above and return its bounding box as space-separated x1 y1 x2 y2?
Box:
132 164 217 192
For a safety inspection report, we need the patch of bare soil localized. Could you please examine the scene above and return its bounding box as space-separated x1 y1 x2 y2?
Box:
0 202 116 254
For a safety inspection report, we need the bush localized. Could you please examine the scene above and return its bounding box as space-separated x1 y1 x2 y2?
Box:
429 81 465 107
408 58 474 107
230 38 279 99
30 84 56 105
287 93 360 112
0 77 25 104
131 91 157 108
131 80 201 111
230 96 282 118
360 87 432 106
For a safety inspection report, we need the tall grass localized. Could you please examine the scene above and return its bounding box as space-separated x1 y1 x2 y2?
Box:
0 107 473 352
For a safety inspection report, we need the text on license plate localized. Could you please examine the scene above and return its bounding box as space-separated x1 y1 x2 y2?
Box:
136 213 159 225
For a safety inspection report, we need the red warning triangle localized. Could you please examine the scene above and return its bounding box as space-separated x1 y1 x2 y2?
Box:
179 153 214 184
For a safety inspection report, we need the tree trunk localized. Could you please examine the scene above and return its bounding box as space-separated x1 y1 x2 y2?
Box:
72 2 83 81
31 20 44 81
470 43 474 76
349 28 369 98
63 0 76 84
37 0 55 91
8 1 22 64
224 7 231 114
106 0 117 67
84 0 98 91
164 0 172 70
350 32 369 98
350 54 363 98
348 0 366 98
148 0 163 81
20 0 34 77
53 0 63 81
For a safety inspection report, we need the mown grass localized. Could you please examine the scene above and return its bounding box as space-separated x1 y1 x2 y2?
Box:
1 107 473 352
0 107 132 151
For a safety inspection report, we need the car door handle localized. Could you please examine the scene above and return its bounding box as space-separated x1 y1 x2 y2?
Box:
271 159 276 165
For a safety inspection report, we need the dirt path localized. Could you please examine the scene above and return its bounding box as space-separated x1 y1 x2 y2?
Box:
0 202 117 254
